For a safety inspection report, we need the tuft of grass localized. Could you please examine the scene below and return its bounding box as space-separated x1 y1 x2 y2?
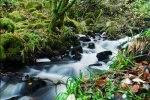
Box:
111 47 135 70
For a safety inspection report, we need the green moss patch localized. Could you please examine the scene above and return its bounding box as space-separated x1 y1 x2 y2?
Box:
0 18 15 33
0 33 24 61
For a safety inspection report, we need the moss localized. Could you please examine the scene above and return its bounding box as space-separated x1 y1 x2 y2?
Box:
0 33 24 61
85 18 94 25
85 12 95 19
0 18 15 33
0 45 6 61
52 40 62 50
32 11 47 19
27 22 46 29
19 2 26 8
61 26 76 42
26 1 43 10
8 11 26 22
16 22 27 29
65 18 87 33
44 1 52 9
28 8 37 12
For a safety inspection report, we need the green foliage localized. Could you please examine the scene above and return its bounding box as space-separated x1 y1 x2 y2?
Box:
8 11 26 22
21 32 47 62
27 22 47 29
85 18 94 26
0 33 24 61
26 1 43 10
111 48 135 70
32 10 47 19
65 18 87 33
61 26 76 42
0 18 15 33
132 0 150 18
141 28 150 38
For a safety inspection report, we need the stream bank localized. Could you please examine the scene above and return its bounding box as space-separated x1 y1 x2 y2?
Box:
0 33 136 100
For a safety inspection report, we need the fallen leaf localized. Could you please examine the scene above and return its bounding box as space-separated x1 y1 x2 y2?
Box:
121 83 127 89
142 61 148 65
121 78 132 84
143 84 150 90
132 78 146 83
123 74 136 79
142 72 149 80
131 85 140 93
96 79 106 84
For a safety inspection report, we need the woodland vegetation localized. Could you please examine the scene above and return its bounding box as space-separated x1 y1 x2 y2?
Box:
0 0 150 100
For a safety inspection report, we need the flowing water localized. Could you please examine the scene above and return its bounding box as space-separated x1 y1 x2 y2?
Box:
0 34 138 100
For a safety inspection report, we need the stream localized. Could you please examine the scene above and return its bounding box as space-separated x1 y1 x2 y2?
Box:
0 34 138 100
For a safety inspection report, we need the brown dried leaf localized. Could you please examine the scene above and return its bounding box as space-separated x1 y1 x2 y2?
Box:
142 61 148 65
131 84 140 93
142 72 149 80
96 79 106 84
121 83 127 89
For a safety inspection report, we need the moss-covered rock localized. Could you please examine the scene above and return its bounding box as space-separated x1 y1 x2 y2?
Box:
26 1 43 10
60 26 76 42
85 18 94 25
0 33 24 61
27 22 47 29
32 11 47 19
0 18 15 33
65 18 87 33
8 11 26 22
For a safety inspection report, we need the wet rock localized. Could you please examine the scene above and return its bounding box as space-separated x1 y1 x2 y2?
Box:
89 63 102 66
7 96 21 100
72 40 80 46
21 78 47 95
96 51 112 61
51 56 61 62
72 53 82 61
71 46 83 55
79 36 91 42
52 50 60 56
87 32 95 38
0 72 23 83
88 43 95 49
1 60 25 72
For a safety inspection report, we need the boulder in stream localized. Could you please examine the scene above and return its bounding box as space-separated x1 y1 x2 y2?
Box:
0 72 23 83
88 43 95 49
72 52 82 61
71 46 83 55
21 77 47 95
96 51 112 61
79 36 91 42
